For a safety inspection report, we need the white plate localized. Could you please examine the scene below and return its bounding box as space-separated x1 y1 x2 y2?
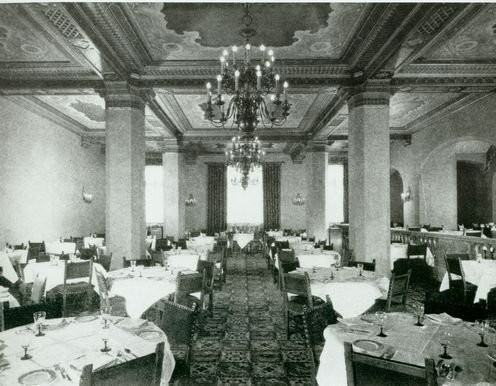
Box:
353 339 384 353
18 369 57 385
136 329 162 341
75 315 97 322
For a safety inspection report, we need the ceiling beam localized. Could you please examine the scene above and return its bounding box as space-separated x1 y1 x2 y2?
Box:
328 133 412 142
145 94 184 139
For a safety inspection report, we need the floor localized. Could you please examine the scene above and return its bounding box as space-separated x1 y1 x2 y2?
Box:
180 251 427 385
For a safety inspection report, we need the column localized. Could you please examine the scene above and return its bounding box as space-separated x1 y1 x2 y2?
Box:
306 148 328 241
162 150 184 240
105 82 146 269
348 87 391 275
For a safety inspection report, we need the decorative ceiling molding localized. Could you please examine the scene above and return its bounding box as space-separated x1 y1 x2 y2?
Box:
394 3 483 72
146 95 184 139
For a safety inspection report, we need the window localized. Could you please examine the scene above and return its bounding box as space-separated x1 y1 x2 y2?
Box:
326 164 344 225
145 165 163 224
226 166 263 226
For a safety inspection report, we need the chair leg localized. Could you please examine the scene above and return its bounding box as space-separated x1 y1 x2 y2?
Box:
62 292 66 318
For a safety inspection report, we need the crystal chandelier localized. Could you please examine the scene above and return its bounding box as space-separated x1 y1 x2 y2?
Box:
225 135 264 190
205 5 291 133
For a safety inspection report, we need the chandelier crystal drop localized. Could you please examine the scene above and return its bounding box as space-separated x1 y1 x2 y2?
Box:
225 134 264 190
205 5 291 134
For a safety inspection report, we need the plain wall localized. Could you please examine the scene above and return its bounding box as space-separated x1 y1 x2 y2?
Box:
0 97 106 245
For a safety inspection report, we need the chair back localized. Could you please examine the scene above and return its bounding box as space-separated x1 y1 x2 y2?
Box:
28 241 45 252
407 244 427 259
175 239 188 249
151 300 197 346
64 259 93 285
36 253 50 263
80 247 97 261
27 246 42 260
197 261 215 288
0 302 3 332
344 342 437 386
385 269 411 312
122 257 153 268
4 301 62 330
281 272 313 308
31 275 47 304
444 254 469 299
348 260 376 271
279 249 295 263
99 253 112 271
175 272 203 296
275 240 290 249
80 342 164 386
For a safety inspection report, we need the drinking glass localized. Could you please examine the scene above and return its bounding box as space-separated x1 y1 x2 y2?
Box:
414 304 424 327
17 328 34 360
439 329 453 359
335 261 341 272
477 319 489 347
130 260 136 272
100 305 112 329
375 311 387 337
33 311 46 337
357 263 364 277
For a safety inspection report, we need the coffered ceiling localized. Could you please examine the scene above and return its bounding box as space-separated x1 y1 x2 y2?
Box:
0 2 494 159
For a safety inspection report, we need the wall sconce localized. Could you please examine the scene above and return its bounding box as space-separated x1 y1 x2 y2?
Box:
82 187 93 203
185 194 197 207
401 186 411 202
292 193 305 206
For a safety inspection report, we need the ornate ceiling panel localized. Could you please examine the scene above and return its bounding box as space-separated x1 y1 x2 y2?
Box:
173 93 317 130
421 4 496 61
128 3 367 61
0 5 71 63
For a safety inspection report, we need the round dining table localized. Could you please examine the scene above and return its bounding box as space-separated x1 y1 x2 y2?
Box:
0 315 174 385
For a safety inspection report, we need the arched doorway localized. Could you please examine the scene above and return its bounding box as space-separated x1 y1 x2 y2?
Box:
390 169 404 226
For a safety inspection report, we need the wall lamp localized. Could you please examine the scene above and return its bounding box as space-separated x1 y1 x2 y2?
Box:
401 186 411 202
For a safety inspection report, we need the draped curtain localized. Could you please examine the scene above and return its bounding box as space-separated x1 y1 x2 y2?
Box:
207 164 227 233
263 163 281 230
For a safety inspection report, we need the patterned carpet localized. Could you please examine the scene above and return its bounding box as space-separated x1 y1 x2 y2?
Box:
183 252 315 385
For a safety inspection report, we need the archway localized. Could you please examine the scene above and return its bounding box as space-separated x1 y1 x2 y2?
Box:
390 169 404 226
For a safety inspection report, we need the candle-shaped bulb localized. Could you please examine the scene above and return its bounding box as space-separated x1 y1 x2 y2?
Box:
216 75 222 81
222 49 228 57
268 49 274 56
232 46 238 52
256 70 261 90
206 82 211 90
220 56 225 63
271 56 275 62
235 70 240 77
216 74 222 94
265 61 271 68
255 64 261 71
270 94 276 102
275 74 280 94
283 81 288 89
234 70 240 91
260 45 266 52
275 74 280 81
245 43 251 50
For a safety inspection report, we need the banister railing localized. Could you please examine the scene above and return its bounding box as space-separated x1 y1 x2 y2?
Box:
336 224 496 281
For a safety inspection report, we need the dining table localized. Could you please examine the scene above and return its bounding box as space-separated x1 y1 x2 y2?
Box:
45 242 76 256
317 311 496 386
439 259 496 303
290 267 389 319
4 249 29 265
0 314 174 385
83 237 105 249
0 251 20 283
106 266 182 319
232 233 254 250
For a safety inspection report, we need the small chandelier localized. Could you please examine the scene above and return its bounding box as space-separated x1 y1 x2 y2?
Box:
293 193 305 206
225 135 264 190
185 194 196 207
205 5 291 133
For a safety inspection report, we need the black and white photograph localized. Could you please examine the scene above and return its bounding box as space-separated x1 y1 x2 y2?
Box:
0 1 495 385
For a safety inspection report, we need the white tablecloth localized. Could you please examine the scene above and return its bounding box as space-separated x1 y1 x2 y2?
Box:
23 260 102 295
233 233 254 249
267 231 283 238
0 315 175 385
439 259 496 303
275 236 302 249
389 244 435 270
166 254 199 271
45 242 76 255
5 249 28 265
292 267 389 319
297 252 341 269
83 237 104 248
107 267 177 319
0 252 19 283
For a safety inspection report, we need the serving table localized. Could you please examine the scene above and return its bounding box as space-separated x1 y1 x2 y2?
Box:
0 315 174 385
290 267 388 319
317 312 495 386
439 259 496 303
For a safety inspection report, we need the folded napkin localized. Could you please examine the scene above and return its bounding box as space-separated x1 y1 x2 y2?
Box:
425 313 462 325
115 318 148 330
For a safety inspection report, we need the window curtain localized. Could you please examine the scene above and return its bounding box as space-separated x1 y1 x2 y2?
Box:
207 164 227 233
263 163 281 230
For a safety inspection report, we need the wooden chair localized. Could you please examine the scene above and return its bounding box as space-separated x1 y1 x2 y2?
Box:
344 342 438 386
175 239 188 249
173 271 205 310
276 249 298 287
60 259 94 317
196 260 215 312
444 254 477 304
0 302 4 332
80 342 164 386
122 257 153 268
28 241 45 253
80 247 97 261
4 300 62 330
348 260 376 271
35 252 50 263
98 253 112 271
146 300 198 380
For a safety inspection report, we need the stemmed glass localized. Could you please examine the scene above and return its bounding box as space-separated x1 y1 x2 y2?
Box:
335 261 341 272
439 329 453 359
17 328 34 360
33 311 46 337
100 305 112 329
414 304 424 327
375 311 387 337
130 260 136 272
100 308 112 353
476 319 489 347
357 263 364 277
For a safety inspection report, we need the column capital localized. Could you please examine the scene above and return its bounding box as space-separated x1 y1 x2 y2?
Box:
102 81 153 111
348 78 392 109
